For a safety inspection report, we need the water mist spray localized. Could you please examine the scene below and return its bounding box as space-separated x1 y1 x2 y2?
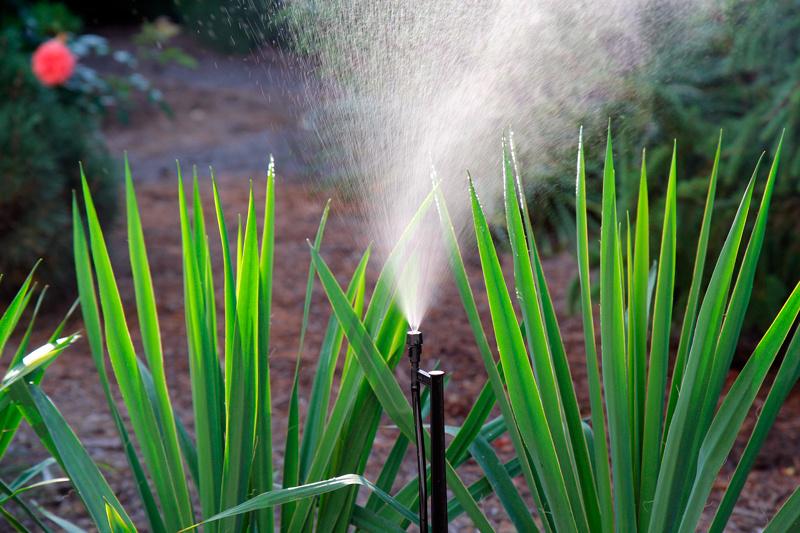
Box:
407 330 447 532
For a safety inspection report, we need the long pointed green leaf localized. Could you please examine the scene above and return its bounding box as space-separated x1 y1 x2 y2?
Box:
0 263 39 357
511 135 599 530
648 172 756 533
219 184 260 532
575 129 614 533
502 140 592 530
678 282 800 532
0 285 51 458
698 137 783 444
0 336 77 394
124 156 193 525
186 475 418 531
599 128 637 530
299 247 369 483
178 167 224 524
469 435 538 531
470 178 576 532
11 383 134 533
0 477 52 532
763 483 800 532
710 314 800 531
82 171 194 531
630 149 651 503
253 159 276 532
447 457 522 520
664 134 722 436
351 505 407 533
639 146 677 528
73 196 167 533
282 199 330 532
288 188 437 532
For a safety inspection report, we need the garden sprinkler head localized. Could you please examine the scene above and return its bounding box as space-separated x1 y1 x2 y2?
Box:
407 329 423 366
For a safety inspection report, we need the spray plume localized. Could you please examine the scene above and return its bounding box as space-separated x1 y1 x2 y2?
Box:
275 0 704 327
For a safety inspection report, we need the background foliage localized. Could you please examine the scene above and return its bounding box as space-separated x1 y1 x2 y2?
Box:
528 0 800 334
0 29 116 296
0 1 198 297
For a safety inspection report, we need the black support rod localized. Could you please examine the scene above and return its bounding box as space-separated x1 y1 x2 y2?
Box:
427 369 448 532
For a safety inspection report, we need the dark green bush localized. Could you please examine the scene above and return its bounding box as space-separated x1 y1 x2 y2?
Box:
0 31 117 295
60 0 176 25
533 0 799 335
616 0 800 334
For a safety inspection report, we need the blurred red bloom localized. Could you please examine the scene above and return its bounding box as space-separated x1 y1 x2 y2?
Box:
31 38 76 87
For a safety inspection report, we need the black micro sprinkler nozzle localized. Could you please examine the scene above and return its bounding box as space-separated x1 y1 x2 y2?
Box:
407 330 447 533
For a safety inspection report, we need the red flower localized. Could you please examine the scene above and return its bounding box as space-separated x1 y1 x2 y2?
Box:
31 38 76 87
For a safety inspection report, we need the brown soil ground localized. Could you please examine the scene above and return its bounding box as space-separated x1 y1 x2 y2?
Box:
5 28 800 532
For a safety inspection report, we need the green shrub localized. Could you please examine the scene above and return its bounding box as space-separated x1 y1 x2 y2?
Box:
0 31 116 296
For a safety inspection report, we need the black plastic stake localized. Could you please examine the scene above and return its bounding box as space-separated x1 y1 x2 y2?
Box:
427 369 447 532
407 330 448 533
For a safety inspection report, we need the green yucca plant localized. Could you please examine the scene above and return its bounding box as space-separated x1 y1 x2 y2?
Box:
14 157 515 532
0 267 79 529
445 129 800 532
